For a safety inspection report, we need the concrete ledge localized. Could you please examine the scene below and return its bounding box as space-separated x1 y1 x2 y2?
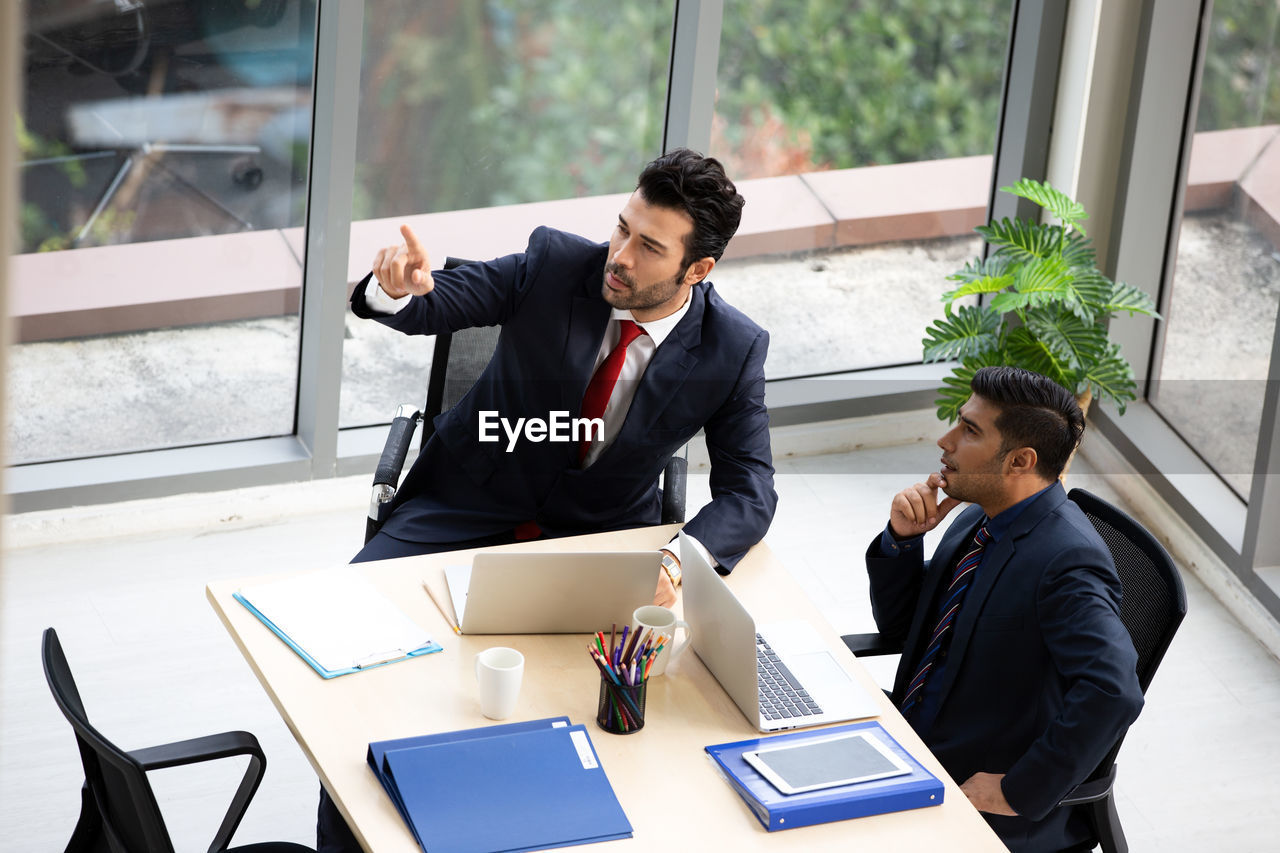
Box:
11 129 1280 342
1239 127 1280 251
1184 126 1277 210
802 155 991 246
10 228 305 341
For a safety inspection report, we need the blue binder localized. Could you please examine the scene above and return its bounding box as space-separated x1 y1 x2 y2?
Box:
377 721 632 853
366 717 571 841
704 720 944 831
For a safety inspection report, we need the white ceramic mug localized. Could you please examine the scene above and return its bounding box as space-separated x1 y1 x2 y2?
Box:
631 605 692 677
474 646 524 720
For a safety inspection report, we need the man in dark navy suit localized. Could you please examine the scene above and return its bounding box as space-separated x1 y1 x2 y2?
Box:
349 148 775 599
866 367 1143 852
319 149 776 853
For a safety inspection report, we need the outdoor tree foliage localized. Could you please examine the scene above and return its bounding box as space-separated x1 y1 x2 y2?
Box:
1196 0 1280 131
714 0 1011 176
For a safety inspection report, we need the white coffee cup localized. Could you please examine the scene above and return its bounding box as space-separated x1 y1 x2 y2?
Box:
632 605 692 677
474 646 524 720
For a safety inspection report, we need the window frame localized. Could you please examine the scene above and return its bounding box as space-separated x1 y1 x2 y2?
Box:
0 1 1071 518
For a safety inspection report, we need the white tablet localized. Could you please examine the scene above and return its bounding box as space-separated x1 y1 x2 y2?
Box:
743 730 912 795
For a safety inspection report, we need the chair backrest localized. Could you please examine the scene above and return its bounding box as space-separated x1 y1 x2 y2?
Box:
420 257 501 448
42 628 176 853
1067 488 1188 692
1065 488 1188 786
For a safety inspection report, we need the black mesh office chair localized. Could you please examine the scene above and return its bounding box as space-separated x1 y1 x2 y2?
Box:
365 257 689 544
41 627 314 853
841 488 1187 853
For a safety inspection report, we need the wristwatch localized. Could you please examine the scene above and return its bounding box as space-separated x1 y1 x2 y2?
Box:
659 550 683 588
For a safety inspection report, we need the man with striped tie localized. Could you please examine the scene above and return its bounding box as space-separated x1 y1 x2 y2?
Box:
866 366 1143 852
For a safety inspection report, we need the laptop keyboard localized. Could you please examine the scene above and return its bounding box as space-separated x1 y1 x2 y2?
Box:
756 633 824 721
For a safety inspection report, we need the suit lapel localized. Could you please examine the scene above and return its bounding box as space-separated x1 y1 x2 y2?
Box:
609 284 705 442
564 294 612 414
896 508 982 698
926 483 1069 712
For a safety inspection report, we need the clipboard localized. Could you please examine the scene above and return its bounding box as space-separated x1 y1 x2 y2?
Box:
235 567 442 679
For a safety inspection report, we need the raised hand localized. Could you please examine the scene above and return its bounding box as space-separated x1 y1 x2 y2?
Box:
889 472 963 539
371 224 435 298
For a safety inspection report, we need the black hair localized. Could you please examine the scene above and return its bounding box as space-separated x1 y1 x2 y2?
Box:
635 148 745 268
970 366 1085 480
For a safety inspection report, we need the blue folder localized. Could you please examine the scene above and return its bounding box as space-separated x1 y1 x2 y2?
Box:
233 592 442 679
366 717 571 843
376 721 632 853
704 720 944 831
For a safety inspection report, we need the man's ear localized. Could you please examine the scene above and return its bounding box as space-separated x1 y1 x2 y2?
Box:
683 256 715 286
1005 446 1039 477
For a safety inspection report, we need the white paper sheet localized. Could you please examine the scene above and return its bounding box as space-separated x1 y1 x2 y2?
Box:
238 567 432 672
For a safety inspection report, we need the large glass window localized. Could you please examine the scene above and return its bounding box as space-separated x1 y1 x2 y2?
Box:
710 0 1013 379
1150 0 1280 499
11 0 316 464
340 0 675 429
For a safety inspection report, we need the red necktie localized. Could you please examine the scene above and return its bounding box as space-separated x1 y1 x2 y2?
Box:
579 319 646 464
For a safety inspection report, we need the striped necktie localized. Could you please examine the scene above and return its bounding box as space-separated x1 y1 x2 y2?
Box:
900 524 991 720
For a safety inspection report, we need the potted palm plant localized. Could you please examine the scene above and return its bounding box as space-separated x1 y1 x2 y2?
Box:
923 178 1159 421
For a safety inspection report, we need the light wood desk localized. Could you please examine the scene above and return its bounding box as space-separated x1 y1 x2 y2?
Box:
206 525 1004 851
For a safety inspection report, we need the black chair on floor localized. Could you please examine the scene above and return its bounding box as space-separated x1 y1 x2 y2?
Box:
42 627 314 853
841 488 1187 853
365 257 688 544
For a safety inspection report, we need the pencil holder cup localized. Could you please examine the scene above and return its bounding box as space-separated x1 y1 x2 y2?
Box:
596 676 647 735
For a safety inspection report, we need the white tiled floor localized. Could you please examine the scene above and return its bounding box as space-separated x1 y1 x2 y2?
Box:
3 441 1279 851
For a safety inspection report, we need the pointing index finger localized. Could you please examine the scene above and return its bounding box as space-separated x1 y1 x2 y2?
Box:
399 224 427 259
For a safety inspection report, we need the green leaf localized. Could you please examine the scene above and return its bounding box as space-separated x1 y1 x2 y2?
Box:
1098 281 1160 318
1080 344 1139 414
988 255 1071 313
976 218 1059 262
1001 178 1089 235
942 272 1014 303
1024 308 1108 374
922 304 1001 362
1003 325 1076 389
1060 229 1097 268
947 254 1012 284
934 351 1010 422
1062 269 1111 322
936 370 975 423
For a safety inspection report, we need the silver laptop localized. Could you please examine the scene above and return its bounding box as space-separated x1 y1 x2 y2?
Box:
679 532 880 731
444 551 659 634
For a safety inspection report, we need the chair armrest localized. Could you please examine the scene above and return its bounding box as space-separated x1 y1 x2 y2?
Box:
1058 765 1118 806
661 455 688 525
129 730 264 770
131 730 267 853
374 404 422 489
841 632 903 657
367 404 422 543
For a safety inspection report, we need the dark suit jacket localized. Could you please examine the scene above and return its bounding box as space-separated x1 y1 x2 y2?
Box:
351 226 777 570
867 483 1143 851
